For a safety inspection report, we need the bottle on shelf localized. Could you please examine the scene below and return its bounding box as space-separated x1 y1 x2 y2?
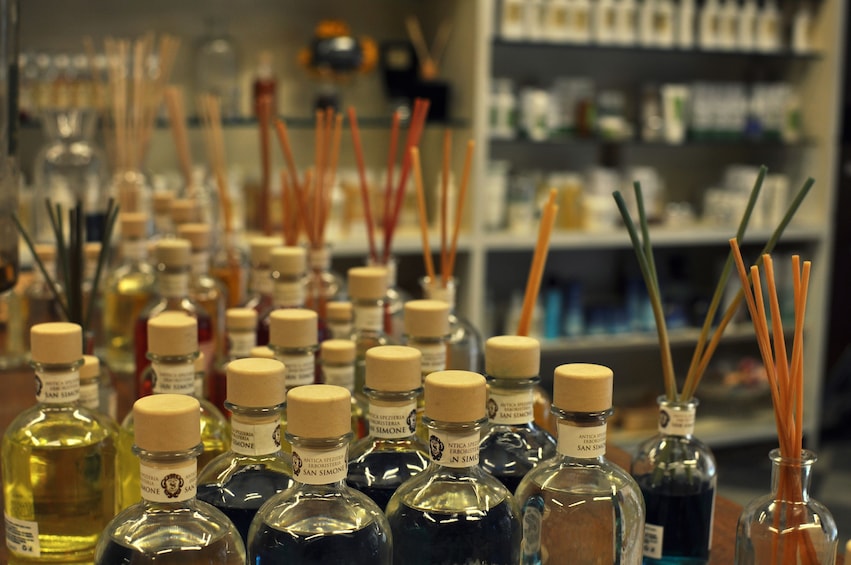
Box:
698 0 721 50
23 244 65 356
386 370 522 563
500 0 527 40
791 2 813 54
591 0 617 44
347 345 429 510
676 0 696 48
120 312 230 510
479 335 557 493
515 363 645 563
717 0 739 50
195 18 241 120
247 385 392 563
258 245 311 345
305 244 346 322
639 0 658 47
320 339 368 440
326 300 353 339
209 307 259 411
570 0 592 43
95 394 246 564
241 235 279 316
737 0 758 51
402 299 449 440
2 322 117 562
80 354 118 421
755 0 781 52
543 0 571 42
197 357 293 544
349 266 395 399
420 275 483 372
614 0 638 45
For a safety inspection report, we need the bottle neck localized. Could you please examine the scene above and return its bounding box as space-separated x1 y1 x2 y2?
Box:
656 396 698 437
406 336 448 377
227 404 284 457
555 406 612 461
270 345 318 389
327 319 353 340
288 434 351 487
157 266 190 298
352 298 385 333
321 360 355 393
122 238 149 264
190 250 210 277
769 449 815 502
32 359 84 405
147 352 200 396
365 389 420 440
137 444 203 506
487 377 538 427
79 373 101 411
308 246 332 273
227 328 257 360
249 264 273 296
424 417 485 470
273 274 306 308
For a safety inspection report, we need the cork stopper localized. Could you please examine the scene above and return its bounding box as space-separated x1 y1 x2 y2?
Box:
553 363 613 413
270 246 306 276
134 394 201 452
177 223 212 251
34 243 56 262
120 212 148 238
286 384 351 438
147 312 198 357
194 352 205 373
155 238 191 267
321 339 356 364
152 191 174 214
424 370 486 422
30 322 82 365
84 242 102 262
227 357 286 407
485 335 540 379
227 308 258 331
326 301 352 322
249 236 280 265
251 346 275 359
170 198 198 225
366 345 422 392
404 300 450 338
347 266 388 300
80 355 100 380
269 309 318 349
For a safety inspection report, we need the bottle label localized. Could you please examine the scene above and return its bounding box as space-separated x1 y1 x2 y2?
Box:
322 365 355 391
252 268 273 295
123 240 148 262
411 343 446 374
35 369 80 404
151 362 196 395
159 273 189 298
4 514 40 557
369 401 418 439
488 389 534 425
658 404 696 436
521 503 542 558
328 321 352 340
557 422 607 458
643 523 664 559
231 418 282 456
79 382 99 410
274 281 305 308
428 430 479 467
191 252 210 276
291 444 348 485
353 305 382 332
139 462 197 503
228 331 256 358
277 353 315 388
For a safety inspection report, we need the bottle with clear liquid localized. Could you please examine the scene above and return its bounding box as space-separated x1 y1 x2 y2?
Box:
420 275 483 372
367 255 408 342
320 339 368 439
515 363 645 564
326 300 353 340
80 354 119 421
22 244 64 354
258 246 317 345
631 396 717 564
195 18 241 120
120 312 230 510
248 385 392 563
210 307 258 412
480 335 556 493
95 394 246 564
197 357 293 544
402 299 449 441
305 244 346 322
241 235 278 316
348 345 429 510
2 322 117 562
386 370 522 563
349 266 396 399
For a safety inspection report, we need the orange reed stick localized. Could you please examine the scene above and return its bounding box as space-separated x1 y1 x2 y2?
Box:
764 254 792 448
273 119 301 194
163 86 193 192
258 95 273 235
383 111 401 229
347 107 379 262
517 189 559 337
445 139 474 283
411 147 436 282
440 128 451 286
320 113 344 245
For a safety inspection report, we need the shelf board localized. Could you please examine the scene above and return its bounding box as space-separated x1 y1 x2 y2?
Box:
326 229 472 257
489 136 817 150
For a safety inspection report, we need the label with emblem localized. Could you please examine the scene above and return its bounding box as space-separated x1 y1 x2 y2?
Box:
488 389 534 425
428 430 479 468
557 422 607 458
228 332 256 358
139 461 197 503
4 514 40 557
658 404 696 436
35 370 79 404
322 365 355 391
369 401 418 439
274 281 305 308
353 305 382 332
79 382 99 410
411 343 446 374
277 353 315 388
159 272 189 298
231 418 282 456
151 362 196 395
291 444 348 485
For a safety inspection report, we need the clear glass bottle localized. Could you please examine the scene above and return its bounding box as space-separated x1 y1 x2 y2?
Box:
320 339 368 440
735 448 837 564
2 322 117 562
248 384 392 563
95 394 246 564
169 197 199 232
241 235 279 316
349 266 395 399
195 18 241 120
119 312 230 510
82 241 104 352
386 370 522 563
0 279 25 369
197 357 293 544
631 396 717 564
480 335 557 493
151 190 174 239
402 299 449 441
367 255 408 342
210 307 258 412
23 243 64 354
258 246 311 346
420 275 483 372
305 244 345 322
348 345 429 510
80 354 119 421
326 300 353 340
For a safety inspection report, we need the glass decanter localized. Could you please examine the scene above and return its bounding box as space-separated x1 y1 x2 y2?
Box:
349 266 396 399
320 339 368 439
420 275 483 372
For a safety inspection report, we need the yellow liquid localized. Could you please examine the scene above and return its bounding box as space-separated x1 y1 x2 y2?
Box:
103 270 154 375
2 407 117 562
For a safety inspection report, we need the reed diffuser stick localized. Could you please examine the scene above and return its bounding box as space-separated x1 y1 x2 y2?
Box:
516 189 558 337
411 147 436 282
347 107 379 262
164 86 194 191
383 111 401 229
440 129 451 285
445 140 474 283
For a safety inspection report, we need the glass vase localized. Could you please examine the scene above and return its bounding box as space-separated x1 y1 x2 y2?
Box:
735 449 837 565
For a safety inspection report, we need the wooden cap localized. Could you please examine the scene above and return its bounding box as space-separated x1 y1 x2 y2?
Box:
134 394 200 452
31 322 82 365
366 345 421 392
270 246 306 276
286 385 351 438
485 335 540 379
269 309 317 348
34 243 56 262
249 236 280 264
251 346 275 359
321 339 355 364
155 239 191 267
147 312 197 356
177 223 211 251
80 355 100 379
120 212 148 238
84 242 102 262
425 370 486 422
326 301 352 322
553 363 613 413
170 198 198 225
227 358 286 407
152 191 174 213
347 266 387 300
404 300 449 338
226 308 258 331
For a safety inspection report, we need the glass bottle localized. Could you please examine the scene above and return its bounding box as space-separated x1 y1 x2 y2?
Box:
197 357 293 544
326 300 353 339
420 275 483 372
386 370 522 563
134 238 214 398
151 190 174 239
348 345 429 510
241 235 279 316
248 384 392 563
23 243 64 354
119 312 230 510
631 396 717 564
103 212 156 375
320 339 368 440
95 394 246 564
515 363 645 564
195 18 241 120
209 307 258 412
82 241 104 353
0 278 25 369
2 322 117 562
367 255 408 342
480 335 557 493
735 448 837 564
305 244 345 321
211 232 249 310
80 354 118 421
258 246 310 346
169 197 199 232
349 266 395 399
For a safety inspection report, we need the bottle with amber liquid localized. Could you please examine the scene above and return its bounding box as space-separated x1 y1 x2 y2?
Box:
320 339 368 439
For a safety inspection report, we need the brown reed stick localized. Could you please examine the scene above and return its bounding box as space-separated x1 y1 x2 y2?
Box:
163 86 194 191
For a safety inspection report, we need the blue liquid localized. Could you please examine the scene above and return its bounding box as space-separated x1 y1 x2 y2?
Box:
249 519 389 564
347 450 429 510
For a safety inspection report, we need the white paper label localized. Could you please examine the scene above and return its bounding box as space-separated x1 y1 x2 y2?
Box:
369 401 418 439
35 370 79 404
274 281 305 308
557 422 607 458
328 321 352 340
228 332 256 358
231 418 282 456
488 390 534 425
79 382 99 410
428 430 479 467
643 523 664 559
411 343 446 374
277 353 315 388
658 405 696 436
252 268 273 295
151 362 196 395
354 305 383 332
159 272 189 298
291 444 348 485
4 514 40 557
139 462 197 503
322 365 354 391
123 240 148 262
191 252 210 276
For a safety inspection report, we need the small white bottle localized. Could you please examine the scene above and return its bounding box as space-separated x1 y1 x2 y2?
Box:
639 0 657 47
698 0 720 50
737 0 758 51
544 0 572 42
717 0 739 50
501 0 527 40
490 78 518 140
614 0 638 45
655 0 676 48
756 0 781 52
792 3 813 54
525 0 547 41
571 0 592 43
592 0 618 44
676 0 696 48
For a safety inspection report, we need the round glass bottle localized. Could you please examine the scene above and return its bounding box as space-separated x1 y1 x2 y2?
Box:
420 275 482 372
320 339 368 439
349 266 396 399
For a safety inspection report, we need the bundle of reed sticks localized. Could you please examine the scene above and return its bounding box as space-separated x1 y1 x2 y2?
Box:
197 94 234 236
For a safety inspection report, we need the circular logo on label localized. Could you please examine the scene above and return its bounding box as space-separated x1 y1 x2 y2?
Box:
522 505 543 556
292 451 303 476
161 473 184 498
34 375 43 397
406 409 417 433
487 398 498 419
429 435 445 461
659 409 671 429
272 426 281 448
